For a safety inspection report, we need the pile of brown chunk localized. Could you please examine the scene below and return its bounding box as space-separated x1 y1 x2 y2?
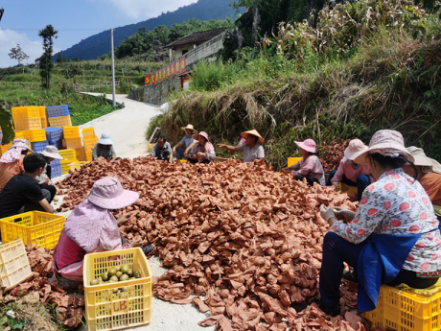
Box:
320 140 351 172
59 157 366 330
0 246 85 328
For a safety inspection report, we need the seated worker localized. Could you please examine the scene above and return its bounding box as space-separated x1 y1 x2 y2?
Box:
35 145 63 201
326 139 373 201
92 133 116 160
0 153 55 218
0 139 31 192
151 136 173 162
217 129 265 162
405 146 441 221
172 124 196 160
281 139 325 186
184 131 216 164
51 177 154 290
318 130 440 317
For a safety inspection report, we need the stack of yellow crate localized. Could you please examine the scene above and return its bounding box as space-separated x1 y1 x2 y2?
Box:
59 149 77 174
82 128 98 162
12 106 44 132
63 126 87 161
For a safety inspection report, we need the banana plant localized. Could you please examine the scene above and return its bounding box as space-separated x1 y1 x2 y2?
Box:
0 103 14 145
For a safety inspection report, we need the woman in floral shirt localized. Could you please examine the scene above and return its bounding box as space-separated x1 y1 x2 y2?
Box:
318 130 441 316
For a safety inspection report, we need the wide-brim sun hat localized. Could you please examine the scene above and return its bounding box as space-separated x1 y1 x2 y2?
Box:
42 145 63 160
354 129 414 165
344 139 369 161
295 139 317 154
240 129 265 145
193 131 210 143
181 124 197 133
10 139 32 152
407 146 441 174
87 177 140 210
98 132 114 145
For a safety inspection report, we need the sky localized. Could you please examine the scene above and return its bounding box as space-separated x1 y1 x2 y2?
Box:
0 0 196 67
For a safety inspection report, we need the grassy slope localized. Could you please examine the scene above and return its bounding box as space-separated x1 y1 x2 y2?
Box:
152 11 441 168
0 58 162 126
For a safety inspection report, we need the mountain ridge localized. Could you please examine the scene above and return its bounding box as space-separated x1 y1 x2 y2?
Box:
58 0 239 60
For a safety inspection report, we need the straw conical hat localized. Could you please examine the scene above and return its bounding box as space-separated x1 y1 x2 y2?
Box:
241 130 264 145
181 124 197 133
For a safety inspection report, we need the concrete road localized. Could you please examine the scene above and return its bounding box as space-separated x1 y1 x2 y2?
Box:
80 93 161 159
75 94 214 331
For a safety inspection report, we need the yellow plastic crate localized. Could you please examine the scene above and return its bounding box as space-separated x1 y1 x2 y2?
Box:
24 129 46 143
337 183 358 199
15 131 26 139
41 117 48 129
63 126 80 139
75 147 87 161
59 149 77 162
1 142 12 154
14 118 42 131
83 127 96 138
65 137 83 150
12 106 42 119
61 161 70 174
86 150 93 162
0 211 66 249
83 248 152 331
84 136 99 151
48 115 72 128
287 157 303 167
0 239 33 291
69 161 88 172
364 285 441 331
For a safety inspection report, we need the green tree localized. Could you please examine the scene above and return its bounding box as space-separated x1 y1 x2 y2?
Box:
0 103 14 145
8 44 29 65
38 25 58 88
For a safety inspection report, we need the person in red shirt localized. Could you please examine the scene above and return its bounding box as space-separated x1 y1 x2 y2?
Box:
404 147 441 220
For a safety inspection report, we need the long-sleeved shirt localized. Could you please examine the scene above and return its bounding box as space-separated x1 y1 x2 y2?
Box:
418 172 441 206
289 155 325 185
0 155 25 191
236 143 265 162
332 168 441 274
92 144 116 160
331 157 372 183
189 142 216 161
151 142 172 162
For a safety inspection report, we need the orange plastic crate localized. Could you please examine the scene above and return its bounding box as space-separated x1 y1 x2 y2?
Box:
76 147 87 161
65 137 83 150
0 239 33 291
14 131 26 139
48 115 72 128
0 211 65 249
14 118 42 131
82 127 96 138
63 126 80 139
364 285 441 331
83 248 152 331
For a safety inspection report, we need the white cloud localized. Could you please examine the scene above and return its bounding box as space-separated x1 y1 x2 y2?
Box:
0 29 61 68
102 0 197 19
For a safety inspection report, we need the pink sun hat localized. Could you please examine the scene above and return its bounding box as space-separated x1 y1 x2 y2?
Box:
354 129 414 165
295 139 317 154
87 177 139 210
344 139 369 161
193 131 210 143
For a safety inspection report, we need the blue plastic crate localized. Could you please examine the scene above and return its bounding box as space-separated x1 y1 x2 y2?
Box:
31 140 49 153
49 163 62 178
46 105 69 118
49 140 63 150
50 159 61 166
45 127 63 141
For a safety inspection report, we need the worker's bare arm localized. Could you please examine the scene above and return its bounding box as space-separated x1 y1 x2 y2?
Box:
38 199 55 213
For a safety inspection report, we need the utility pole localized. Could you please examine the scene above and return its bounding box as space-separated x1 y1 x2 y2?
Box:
110 29 116 108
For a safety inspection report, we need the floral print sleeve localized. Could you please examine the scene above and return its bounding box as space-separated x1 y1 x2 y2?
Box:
331 168 441 274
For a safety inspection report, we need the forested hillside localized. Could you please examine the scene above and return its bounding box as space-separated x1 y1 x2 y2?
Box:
56 0 239 60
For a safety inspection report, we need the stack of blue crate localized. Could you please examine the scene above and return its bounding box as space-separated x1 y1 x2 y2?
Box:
49 159 62 178
45 127 63 150
31 140 49 152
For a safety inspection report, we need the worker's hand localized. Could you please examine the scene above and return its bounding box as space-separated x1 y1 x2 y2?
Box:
334 208 356 224
217 144 226 149
172 147 176 155
280 168 290 173
184 150 188 157
117 214 130 225
130 238 143 247
197 152 205 158
333 182 339 188
320 205 336 225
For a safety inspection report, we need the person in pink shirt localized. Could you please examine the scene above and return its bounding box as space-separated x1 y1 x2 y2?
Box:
326 139 373 201
282 139 325 186
0 139 31 192
50 177 154 290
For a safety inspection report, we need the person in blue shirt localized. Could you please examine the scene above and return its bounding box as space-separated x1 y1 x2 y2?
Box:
172 124 196 160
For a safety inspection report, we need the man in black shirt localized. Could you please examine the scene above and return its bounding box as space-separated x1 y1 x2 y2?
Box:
0 153 55 218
